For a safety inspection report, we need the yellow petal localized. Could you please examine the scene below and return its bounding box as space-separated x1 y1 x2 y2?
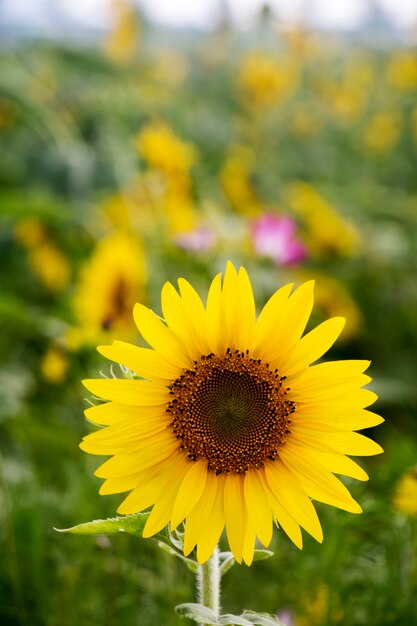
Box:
294 389 378 411
267 281 315 367
184 472 218 556
161 282 199 363
117 453 183 514
289 374 372 402
260 471 303 549
84 402 164 426
171 459 208 529
235 267 256 352
283 317 346 376
206 273 222 354
196 476 226 564
244 469 273 547
253 283 294 358
265 461 323 543
82 413 167 446
142 457 190 537
82 379 169 406
280 445 362 513
292 427 384 457
219 261 238 353
293 406 384 431
284 440 368 481
100 471 145 495
224 473 245 564
80 424 169 456
133 303 190 369
290 360 371 386
94 430 177 477
97 341 179 382
178 278 211 355
242 513 256 566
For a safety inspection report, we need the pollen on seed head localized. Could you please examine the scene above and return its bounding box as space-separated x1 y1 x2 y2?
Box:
167 349 294 475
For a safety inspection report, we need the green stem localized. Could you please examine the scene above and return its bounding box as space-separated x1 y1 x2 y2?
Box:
197 546 220 625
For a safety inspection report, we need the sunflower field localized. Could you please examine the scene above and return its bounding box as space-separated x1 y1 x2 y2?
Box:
1 4 417 626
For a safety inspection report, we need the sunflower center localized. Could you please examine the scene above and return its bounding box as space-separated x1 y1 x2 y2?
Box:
167 349 295 474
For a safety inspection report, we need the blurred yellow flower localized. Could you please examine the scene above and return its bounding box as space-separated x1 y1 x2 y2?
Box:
386 51 417 91
220 146 262 216
41 347 68 384
134 122 197 175
393 467 417 516
287 182 360 258
297 583 343 626
363 112 401 154
238 51 298 108
297 584 329 626
14 217 46 248
163 178 197 235
30 243 70 293
15 218 70 293
73 232 146 345
104 0 140 64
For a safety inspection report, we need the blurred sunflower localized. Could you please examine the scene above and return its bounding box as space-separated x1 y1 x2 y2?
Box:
104 0 140 65
238 51 298 109
41 345 68 384
81 263 382 565
287 182 360 258
15 217 70 293
72 232 146 346
386 51 417 91
134 122 197 175
220 146 262 217
363 112 402 155
392 467 417 516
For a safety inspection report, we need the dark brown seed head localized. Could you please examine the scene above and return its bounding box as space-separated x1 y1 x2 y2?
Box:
167 349 294 474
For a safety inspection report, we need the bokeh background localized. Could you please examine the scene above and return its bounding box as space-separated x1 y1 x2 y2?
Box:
1 0 417 624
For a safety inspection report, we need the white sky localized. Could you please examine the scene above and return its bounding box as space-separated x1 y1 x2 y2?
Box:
1 0 417 31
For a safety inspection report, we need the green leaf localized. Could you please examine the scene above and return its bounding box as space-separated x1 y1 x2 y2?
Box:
237 611 284 626
218 614 252 625
54 512 161 539
175 604 283 626
176 603 219 624
157 541 199 573
218 549 273 577
252 549 274 562
219 552 236 577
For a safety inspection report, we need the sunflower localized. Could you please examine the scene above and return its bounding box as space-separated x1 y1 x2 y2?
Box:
81 263 383 565
73 232 146 345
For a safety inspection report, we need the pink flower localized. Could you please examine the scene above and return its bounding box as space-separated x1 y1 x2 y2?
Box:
175 226 216 253
251 213 307 266
277 609 296 626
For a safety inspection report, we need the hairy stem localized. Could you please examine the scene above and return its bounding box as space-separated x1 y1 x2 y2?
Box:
197 546 220 625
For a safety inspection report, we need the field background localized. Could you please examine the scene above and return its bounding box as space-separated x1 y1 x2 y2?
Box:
1 2 417 625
